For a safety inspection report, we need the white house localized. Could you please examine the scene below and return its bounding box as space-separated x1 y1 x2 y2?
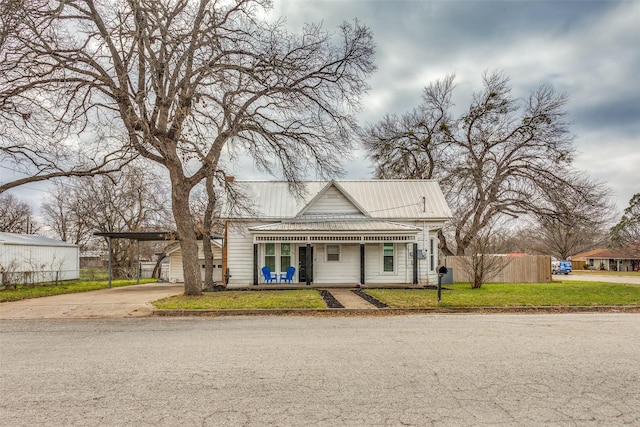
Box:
221 180 452 287
166 240 224 283
0 232 79 284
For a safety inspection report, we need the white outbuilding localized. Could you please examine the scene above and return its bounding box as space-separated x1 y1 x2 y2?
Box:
0 232 79 285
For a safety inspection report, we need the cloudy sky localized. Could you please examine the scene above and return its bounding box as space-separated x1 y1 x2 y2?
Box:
232 0 640 214
2 0 638 222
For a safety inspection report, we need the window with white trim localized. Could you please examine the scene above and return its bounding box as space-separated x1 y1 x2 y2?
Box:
280 243 291 270
265 243 276 271
265 243 293 273
383 243 394 272
326 244 340 262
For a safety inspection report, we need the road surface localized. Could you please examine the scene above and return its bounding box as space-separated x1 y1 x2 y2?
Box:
1 314 639 426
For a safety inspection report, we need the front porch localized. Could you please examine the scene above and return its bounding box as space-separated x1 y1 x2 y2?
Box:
235 283 425 290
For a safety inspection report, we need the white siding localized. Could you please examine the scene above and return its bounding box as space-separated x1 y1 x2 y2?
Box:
313 244 360 284
363 243 410 284
0 243 79 282
226 222 258 287
303 185 362 215
168 241 222 283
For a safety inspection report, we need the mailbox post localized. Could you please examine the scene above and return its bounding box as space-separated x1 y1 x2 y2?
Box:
437 265 448 305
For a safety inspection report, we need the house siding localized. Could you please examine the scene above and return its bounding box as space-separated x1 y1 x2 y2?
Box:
304 185 362 215
168 241 223 283
226 222 259 287
313 244 360 284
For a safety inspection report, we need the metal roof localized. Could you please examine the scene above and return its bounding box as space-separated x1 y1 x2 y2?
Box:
0 232 77 247
223 180 451 220
93 231 179 241
249 221 423 233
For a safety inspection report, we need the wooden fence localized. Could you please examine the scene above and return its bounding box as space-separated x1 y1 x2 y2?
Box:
443 255 552 283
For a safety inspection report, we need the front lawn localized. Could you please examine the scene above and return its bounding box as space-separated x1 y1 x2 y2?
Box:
0 279 157 302
153 289 326 310
366 281 640 308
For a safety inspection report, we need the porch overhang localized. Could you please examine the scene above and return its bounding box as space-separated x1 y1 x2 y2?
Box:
248 220 422 243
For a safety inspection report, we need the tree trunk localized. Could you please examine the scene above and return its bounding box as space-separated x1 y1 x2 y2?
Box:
202 175 215 290
170 180 202 296
202 234 214 289
151 250 166 279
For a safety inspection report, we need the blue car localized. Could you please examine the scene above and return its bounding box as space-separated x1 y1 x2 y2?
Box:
552 260 572 275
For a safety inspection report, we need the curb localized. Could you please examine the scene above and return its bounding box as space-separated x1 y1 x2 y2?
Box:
153 305 640 317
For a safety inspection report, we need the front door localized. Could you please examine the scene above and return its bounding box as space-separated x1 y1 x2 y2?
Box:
298 246 314 283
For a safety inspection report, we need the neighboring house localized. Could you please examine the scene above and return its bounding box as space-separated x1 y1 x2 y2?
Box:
221 180 452 287
0 232 79 284
573 248 640 272
167 240 223 283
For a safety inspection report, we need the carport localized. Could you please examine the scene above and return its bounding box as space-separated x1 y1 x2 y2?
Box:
94 232 178 288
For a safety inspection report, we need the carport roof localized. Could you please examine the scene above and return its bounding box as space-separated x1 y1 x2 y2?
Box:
94 231 179 241
93 232 224 241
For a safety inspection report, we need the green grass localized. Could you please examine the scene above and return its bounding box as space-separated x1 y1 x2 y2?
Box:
153 290 326 310
0 279 157 302
366 281 640 308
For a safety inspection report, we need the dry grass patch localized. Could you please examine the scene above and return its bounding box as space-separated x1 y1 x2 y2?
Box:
153 289 326 310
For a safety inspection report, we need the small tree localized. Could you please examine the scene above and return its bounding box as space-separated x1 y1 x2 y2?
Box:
459 226 511 289
0 194 36 233
610 194 640 256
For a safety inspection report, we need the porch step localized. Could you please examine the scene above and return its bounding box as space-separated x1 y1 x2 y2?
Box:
321 288 377 310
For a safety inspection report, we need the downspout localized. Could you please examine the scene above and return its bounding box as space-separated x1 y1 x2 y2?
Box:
222 221 228 286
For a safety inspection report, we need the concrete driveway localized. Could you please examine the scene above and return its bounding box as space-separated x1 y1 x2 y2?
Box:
555 273 640 284
0 282 184 320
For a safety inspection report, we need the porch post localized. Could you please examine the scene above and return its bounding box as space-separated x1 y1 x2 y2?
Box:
360 243 365 285
107 237 112 289
253 244 258 286
306 243 312 286
136 239 140 285
412 242 418 285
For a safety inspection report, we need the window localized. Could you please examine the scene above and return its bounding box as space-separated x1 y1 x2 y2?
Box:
383 243 394 272
280 243 291 270
265 243 276 271
326 244 340 262
266 243 292 272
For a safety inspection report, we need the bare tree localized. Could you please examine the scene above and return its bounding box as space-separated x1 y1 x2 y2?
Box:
459 225 512 289
363 71 613 256
0 193 36 233
41 165 173 277
610 194 640 256
3 0 375 294
525 176 614 259
0 1 135 194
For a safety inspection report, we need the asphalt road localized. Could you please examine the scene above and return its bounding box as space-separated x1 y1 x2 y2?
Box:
1 314 639 426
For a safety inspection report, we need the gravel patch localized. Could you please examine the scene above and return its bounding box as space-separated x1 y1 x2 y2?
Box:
319 289 344 308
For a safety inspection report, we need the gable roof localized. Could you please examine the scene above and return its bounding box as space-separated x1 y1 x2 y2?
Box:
0 232 77 248
222 180 451 221
296 181 369 217
573 248 640 260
